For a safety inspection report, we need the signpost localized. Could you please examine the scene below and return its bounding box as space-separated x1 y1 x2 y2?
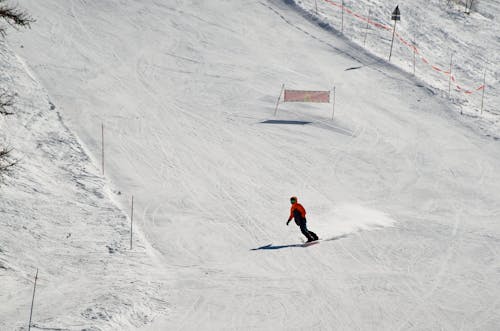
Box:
388 5 400 62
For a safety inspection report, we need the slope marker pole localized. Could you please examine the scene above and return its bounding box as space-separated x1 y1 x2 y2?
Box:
28 268 38 331
101 123 105 176
413 33 416 76
448 53 453 98
363 14 370 47
130 195 134 250
341 0 344 33
480 69 486 115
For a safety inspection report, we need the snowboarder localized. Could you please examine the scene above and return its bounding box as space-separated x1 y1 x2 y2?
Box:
286 196 318 242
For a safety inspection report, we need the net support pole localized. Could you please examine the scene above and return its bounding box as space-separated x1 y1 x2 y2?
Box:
448 53 453 98
341 0 344 33
274 84 284 116
413 35 416 76
331 86 336 120
363 15 369 47
480 69 486 115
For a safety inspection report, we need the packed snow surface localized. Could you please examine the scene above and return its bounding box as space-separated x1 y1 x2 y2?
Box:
1 0 499 330
0 42 166 330
295 0 500 137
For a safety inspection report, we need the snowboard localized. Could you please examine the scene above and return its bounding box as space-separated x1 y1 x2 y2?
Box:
301 239 320 247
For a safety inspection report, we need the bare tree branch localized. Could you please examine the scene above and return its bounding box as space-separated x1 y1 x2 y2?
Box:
0 90 15 115
0 0 35 37
0 2 27 180
0 146 17 179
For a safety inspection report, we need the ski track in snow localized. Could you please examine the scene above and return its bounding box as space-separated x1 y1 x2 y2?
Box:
0 41 168 330
294 0 500 138
1 0 500 330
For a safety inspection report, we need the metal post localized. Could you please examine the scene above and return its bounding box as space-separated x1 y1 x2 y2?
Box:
448 53 453 98
388 20 397 62
28 269 38 331
389 6 401 61
274 84 284 116
480 69 486 115
130 196 134 250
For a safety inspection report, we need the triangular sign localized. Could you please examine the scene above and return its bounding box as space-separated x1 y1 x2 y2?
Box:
392 5 400 21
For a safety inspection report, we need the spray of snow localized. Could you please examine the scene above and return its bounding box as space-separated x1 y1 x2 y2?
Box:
3 0 500 329
316 203 396 239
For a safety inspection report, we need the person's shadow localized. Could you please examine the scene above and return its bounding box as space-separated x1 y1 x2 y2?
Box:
250 243 303 250
250 234 348 250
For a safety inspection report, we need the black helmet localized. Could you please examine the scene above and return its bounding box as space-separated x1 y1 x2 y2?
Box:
290 196 297 203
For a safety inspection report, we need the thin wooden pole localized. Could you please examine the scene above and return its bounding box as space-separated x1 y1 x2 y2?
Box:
28 268 38 331
448 53 453 98
388 20 397 61
413 33 416 76
130 196 134 250
331 87 336 120
341 0 344 33
274 84 284 116
363 15 369 47
480 69 486 115
101 123 104 176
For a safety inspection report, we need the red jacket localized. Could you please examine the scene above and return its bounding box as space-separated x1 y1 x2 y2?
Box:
288 203 306 221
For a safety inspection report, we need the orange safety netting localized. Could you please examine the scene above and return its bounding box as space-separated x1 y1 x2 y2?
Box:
323 0 485 94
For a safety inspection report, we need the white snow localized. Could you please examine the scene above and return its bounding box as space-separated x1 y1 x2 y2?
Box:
315 203 396 240
1 0 499 330
0 41 167 330
295 0 500 137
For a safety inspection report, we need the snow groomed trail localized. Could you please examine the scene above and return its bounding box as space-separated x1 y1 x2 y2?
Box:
295 0 500 138
0 42 167 330
7 0 500 329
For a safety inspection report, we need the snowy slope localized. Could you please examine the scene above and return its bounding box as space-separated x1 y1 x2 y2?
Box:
3 0 500 330
0 42 167 330
295 0 500 137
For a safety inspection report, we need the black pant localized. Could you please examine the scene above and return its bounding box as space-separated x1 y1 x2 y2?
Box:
293 211 318 241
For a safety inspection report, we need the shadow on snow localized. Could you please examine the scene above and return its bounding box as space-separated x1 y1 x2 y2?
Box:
260 120 312 125
251 234 348 250
251 243 303 250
